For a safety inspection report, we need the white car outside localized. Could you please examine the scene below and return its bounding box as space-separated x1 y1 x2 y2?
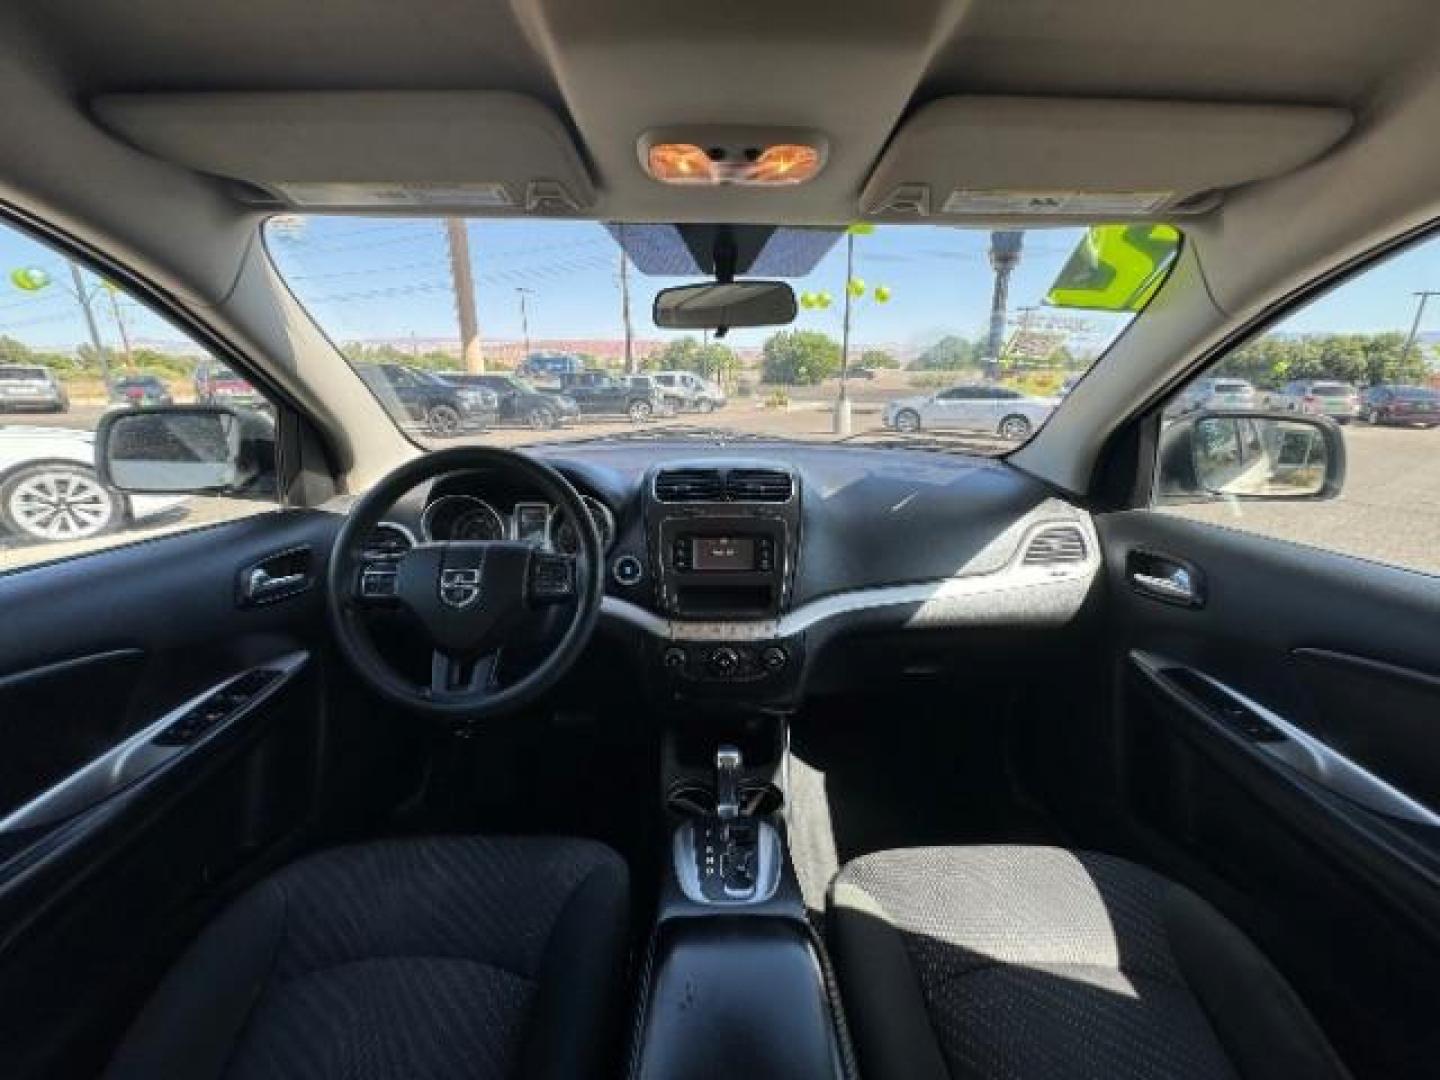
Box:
0 426 185 543
884 385 1057 440
650 371 727 413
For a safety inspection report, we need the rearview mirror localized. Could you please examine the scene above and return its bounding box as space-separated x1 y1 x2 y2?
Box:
1157 411 1345 503
653 280 797 331
96 406 261 494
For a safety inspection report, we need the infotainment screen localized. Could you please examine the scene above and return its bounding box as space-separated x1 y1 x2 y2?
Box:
692 536 755 571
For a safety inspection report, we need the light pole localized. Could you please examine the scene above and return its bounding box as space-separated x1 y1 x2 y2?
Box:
516 287 534 369
1399 290 1440 374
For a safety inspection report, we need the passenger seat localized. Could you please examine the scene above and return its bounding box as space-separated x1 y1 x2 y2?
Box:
828 846 1349 1080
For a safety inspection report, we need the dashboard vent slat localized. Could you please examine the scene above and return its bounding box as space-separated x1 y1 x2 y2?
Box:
1022 524 1087 566
655 468 724 502
725 469 793 503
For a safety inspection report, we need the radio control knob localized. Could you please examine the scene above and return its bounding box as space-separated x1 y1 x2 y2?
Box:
760 646 788 672
708 647 740 677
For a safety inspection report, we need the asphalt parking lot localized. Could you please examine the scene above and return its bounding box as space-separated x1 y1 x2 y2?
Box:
4 401 1439 576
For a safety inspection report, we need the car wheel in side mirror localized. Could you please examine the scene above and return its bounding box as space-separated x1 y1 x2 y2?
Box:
1156 410 1345 503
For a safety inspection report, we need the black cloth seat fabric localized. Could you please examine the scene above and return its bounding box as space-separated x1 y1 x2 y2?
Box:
107 835 628 1080
828 846 1350 1080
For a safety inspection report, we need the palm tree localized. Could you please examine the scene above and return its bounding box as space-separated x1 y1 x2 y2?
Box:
985 231 1025 379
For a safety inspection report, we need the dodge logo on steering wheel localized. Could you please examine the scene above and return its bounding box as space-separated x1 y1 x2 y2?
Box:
439 567 481 609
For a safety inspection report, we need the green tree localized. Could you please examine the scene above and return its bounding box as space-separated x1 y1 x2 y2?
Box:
915 335 982 370
858 348 897 369
761 330 841 385
652 336 739 382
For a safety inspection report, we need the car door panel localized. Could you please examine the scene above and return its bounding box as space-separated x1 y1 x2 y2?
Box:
0 508 352 1078
1095 508 1440 1077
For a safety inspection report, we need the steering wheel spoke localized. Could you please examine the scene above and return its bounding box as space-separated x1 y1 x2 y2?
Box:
429 649 500 699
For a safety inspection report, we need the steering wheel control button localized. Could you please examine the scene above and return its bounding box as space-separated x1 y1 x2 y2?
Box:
612 553 645 586
530 553 576 601
359 566 398 598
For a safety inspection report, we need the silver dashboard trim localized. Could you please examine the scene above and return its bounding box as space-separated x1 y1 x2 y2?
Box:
602 518 1099 641
1133 651 1440 828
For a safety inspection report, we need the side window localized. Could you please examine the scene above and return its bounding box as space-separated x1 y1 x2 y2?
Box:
0 220 279 572
1158 230 1440 575
938 388 973 400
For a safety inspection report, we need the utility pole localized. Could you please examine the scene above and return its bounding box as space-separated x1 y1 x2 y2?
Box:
1398 291 1440 374
619 230 635 373
67 261 112 391
834 230 856 435
103 283 134 370
444 218 484 373
985 231 1024 380
516 287 534 368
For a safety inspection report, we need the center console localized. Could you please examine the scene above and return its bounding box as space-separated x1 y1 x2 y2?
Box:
629 722 851 1080
644 464 805 703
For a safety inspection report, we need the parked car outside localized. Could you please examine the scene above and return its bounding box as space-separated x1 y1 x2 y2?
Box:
194 358 265 408
845 366 876 381
1266 379 1360 422
355 363 497 436
650 370 727 412
883 384 1057 440
109 374 175 407
0 365 68 413
518 352 585 380
0 425 184 542
441 373 579 429
1168 376 1258 416
1359 384 1440 428
556 371 667 421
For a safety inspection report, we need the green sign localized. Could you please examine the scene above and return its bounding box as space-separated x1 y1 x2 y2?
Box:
1045 224 1180 312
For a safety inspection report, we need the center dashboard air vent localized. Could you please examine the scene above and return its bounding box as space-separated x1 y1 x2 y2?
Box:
654 468 725 502
725 469 793 503
654 467 793 503
1022 524 1088 566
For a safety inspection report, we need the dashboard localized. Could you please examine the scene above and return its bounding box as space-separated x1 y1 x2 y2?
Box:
365 441 1101 707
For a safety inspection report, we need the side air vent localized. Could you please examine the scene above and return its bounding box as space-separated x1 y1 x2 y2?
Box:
654 468 724 502
725 469 793 502
1022 524 1088 566
362 522 414 560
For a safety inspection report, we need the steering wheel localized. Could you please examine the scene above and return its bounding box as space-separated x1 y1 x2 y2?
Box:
327 446 604 719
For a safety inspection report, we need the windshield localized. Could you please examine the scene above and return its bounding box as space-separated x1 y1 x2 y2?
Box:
1310 383 1353 397
267 218 1177 453
0 366 47 380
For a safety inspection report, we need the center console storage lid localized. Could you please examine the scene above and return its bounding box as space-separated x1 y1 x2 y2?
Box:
633 916 845 1080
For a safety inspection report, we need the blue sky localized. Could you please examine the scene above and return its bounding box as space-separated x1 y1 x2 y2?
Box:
3 216 1439 355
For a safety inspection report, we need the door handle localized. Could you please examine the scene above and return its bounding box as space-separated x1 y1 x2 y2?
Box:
238 546 313 606
1126 550 1204 607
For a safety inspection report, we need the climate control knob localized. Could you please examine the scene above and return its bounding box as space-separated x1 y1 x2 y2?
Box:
708 646 741 677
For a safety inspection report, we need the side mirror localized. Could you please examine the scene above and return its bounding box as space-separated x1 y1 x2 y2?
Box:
653 280 797 331
1157 411 1345 503
96 406 262 494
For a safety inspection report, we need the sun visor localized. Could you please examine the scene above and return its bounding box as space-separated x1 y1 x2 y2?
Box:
91 91 596 214
861 96 1352 222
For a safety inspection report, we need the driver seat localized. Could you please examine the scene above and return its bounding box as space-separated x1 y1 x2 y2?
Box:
106 835 629 1080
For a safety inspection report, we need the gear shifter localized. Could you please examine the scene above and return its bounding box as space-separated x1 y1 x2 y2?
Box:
715 744 742 822
675 743 777 905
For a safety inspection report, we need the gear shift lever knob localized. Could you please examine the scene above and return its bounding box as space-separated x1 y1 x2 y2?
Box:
715 745 742 820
